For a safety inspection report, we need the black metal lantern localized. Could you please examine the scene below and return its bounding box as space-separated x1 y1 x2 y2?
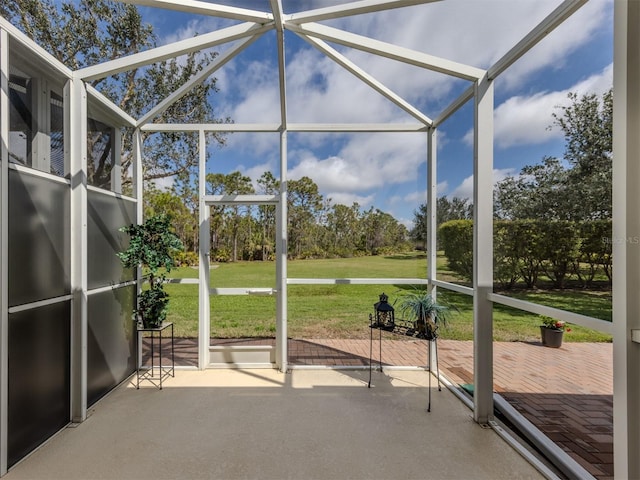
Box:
373 293 395 331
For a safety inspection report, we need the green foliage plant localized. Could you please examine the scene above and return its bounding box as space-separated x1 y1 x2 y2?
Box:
438 220 474 281
396 288 451 340
118 214 184 328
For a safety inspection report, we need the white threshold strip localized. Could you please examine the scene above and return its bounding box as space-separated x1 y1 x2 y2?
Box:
8 294 73 314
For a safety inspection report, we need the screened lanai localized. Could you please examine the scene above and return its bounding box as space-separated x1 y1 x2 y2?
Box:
0 0 639 478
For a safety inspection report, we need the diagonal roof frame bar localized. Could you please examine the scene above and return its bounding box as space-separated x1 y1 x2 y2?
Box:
286 22 483 82
288 0 441 24
75 22 272 81
120 0 272 23
296 33 432 126
86 85 137 127
487 0 588 80
433 83 474 128
270 0 288 130
137 33 265 127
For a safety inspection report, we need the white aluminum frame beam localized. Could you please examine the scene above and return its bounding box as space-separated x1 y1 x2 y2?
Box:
198 130 210 370
137 33 264 127
426 127 437 294
133 129 144 369
141 123 426 132
287 278 429 285
288 0 441 24
487 0 588 81
613 1 640 477
276 131 287 372
121 0 273 23
270 0 288 131
67 77 88 424
286 23 484 82
86 85 137 127
0 26 9 477
205 195 279 206
298 34 432 126
433 84 475 128
75 22 272 82
0 17 73 79
472 75 494 425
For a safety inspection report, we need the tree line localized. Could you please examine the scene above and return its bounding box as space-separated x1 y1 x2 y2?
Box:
145 173 411 263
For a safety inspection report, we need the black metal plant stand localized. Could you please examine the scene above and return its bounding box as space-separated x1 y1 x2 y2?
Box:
368 314 441 412
137 322 175 389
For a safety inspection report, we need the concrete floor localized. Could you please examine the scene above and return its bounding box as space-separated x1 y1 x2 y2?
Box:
5 369 544 480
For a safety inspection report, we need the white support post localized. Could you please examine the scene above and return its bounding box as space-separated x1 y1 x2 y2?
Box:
613 1 640 478
0 27 10 477
276 130 288 372
472 75 494 425
426 127 437 296
426 128 438 372
68 78 88 423
133 129 143 368
198 129 210 370
111 128 122 194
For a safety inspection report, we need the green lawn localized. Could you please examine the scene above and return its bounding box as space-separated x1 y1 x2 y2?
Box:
163 252 612 342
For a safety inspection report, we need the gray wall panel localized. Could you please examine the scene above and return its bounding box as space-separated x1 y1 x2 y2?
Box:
87 285 136 406
87 191 135 289
7 302 71 467
8 170 70 307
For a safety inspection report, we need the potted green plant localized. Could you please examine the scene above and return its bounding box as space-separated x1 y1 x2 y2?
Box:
396 288 451 340
540 317 570 348
117 214 184 329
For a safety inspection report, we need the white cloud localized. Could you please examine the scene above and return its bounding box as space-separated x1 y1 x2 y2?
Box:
287 132 427 193
449 168 516 199
462 63 613 148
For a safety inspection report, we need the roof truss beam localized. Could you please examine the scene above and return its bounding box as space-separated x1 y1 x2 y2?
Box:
487 0 588 80
288 0 441 24
297 33 432 126
137 33 264 127
287 22 483 81
270 0 288 129
120 0 273 23
75 22 272 81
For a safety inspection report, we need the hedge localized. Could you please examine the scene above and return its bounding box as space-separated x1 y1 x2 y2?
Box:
438 219 612 289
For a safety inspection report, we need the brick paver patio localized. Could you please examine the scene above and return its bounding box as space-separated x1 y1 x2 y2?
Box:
147 336 613 479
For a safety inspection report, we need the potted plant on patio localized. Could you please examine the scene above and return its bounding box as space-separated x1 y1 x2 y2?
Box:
539 317 571 348
396 288 451 340
118 214 183 329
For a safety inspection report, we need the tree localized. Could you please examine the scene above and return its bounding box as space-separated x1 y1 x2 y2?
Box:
256 171 280 260
494 156 570 220
2 0 228 189
411 196 473 249
223 172 255 262
326 203 362 256
495 89 612 222
144 184 197 253
205 172 254 262
552 89 612 220
288 177 324 258
437 196 473 226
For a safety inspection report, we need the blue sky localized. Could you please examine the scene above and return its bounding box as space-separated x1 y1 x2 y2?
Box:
136 0 613 228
